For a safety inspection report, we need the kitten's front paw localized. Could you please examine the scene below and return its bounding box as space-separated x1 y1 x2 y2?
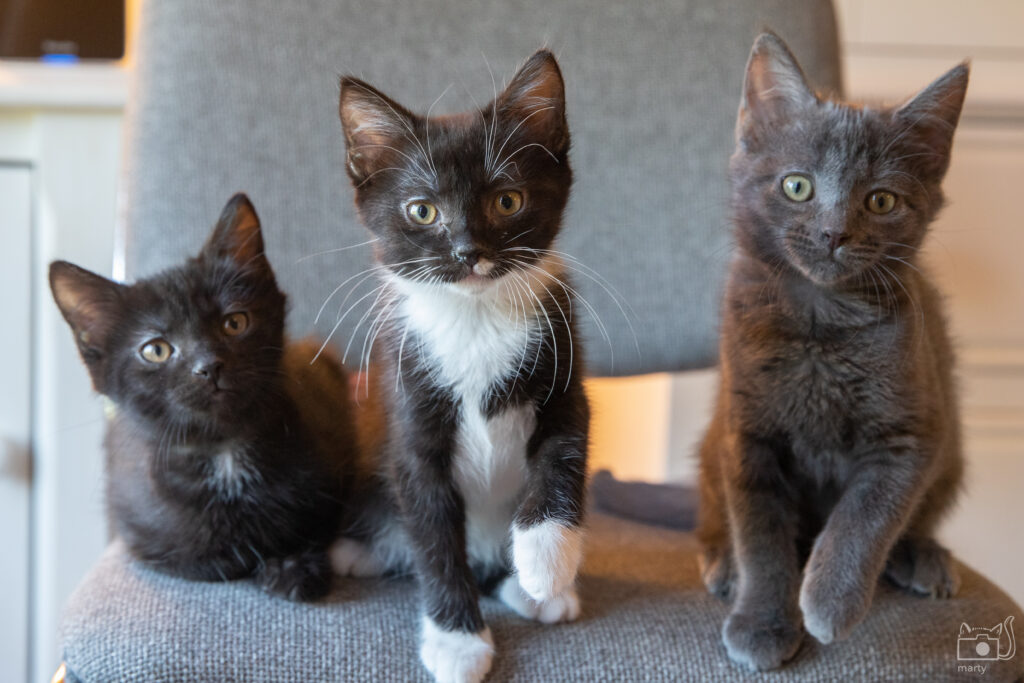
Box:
257 551 332 602
699 544 736 602
885 537 960 598
496 575 581 624
419 617 494 683
799 564 872 644
722 608 803 671
329 537 384 577
511 520 583 602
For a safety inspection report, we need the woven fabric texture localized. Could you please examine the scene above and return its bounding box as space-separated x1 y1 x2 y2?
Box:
121 0 841 376
61 513 1024 682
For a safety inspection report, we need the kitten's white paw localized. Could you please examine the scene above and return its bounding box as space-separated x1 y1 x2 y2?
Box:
329 537 383 577
511 520 583 602
537 585 581 624
419 617 494 683
496 575 581 624
497 575 540 620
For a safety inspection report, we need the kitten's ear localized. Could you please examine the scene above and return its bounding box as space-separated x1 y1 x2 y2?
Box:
960 623 972 636
894 62 969 178
49 261 123 370
496 49 569 155
338 77 418 183
737 32 817 143
203 193 268 270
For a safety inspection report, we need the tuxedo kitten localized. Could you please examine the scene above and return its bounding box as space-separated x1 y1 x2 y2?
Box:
50 194 357 601
335 50 588 683
697 33 968 671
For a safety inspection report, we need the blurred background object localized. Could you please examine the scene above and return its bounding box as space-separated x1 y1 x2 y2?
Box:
0 0 124 60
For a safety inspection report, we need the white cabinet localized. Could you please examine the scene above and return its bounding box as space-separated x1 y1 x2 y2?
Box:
0 61 125 683
0 164 33 683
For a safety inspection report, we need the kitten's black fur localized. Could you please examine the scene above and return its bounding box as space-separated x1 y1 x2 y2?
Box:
697 33 968 671
50 194 357 601
336 50 588 682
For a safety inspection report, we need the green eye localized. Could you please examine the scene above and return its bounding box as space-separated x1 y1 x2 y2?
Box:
494 190 523 216
866 191 897 214
407 201 438 225
140 339 173 363
782 174 814 202
222 312 249 336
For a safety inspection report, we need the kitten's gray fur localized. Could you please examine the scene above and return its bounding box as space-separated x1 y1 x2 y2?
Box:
697 32 969 671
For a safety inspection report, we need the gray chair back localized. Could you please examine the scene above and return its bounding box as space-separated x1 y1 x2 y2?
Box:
123 0 840 376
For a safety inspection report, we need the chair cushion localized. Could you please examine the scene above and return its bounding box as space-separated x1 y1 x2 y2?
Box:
60 513 1024 682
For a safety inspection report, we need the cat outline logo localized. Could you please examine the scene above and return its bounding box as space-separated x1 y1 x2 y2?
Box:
957 616 1016 661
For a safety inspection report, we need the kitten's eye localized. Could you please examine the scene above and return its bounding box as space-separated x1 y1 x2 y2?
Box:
866 191 897 215
406 202 438 225
782 174 814 202
494 191 523 216
140 339 173 363
222 312 250 336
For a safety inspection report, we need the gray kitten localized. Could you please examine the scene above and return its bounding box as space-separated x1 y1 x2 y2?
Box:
697 32 969 671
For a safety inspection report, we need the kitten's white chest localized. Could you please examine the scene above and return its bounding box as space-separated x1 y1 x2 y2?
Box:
395 278 539 564
208 447 258 499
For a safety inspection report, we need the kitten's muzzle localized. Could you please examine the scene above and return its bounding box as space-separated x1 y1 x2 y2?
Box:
452 247 497 279
453 246 482 268
822 228 850 253
193 359 224 389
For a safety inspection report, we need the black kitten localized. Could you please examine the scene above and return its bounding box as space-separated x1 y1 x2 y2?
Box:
334 50 589 682
50 194 357 601
697 33 968 670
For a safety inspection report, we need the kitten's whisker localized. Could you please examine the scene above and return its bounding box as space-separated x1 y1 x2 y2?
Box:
297 238 379 263
317 257 436 326
343 281 396 364
876 261 924 347
349 143 433 184
482 52 499 175
425 84 453 180
346 81 436 180
504 227 535 244
880 241 921 252
360 299 399 397
510 246 639 360
507 271 533 385
506 269 546 378
510 256 613 373
395 315 411 395
884 255 923 276
492 142 558 180
516 263 574 395
489 107 557 181
315 266 380 326
313 281 387 364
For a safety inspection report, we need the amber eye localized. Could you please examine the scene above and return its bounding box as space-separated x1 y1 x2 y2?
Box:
494 191 524 216
407 201 438 225
140 339 173 363
866 191 897 215
782 174 813 202
222 312 250 336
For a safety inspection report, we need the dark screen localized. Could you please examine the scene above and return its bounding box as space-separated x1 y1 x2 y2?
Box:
0 0 124 59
